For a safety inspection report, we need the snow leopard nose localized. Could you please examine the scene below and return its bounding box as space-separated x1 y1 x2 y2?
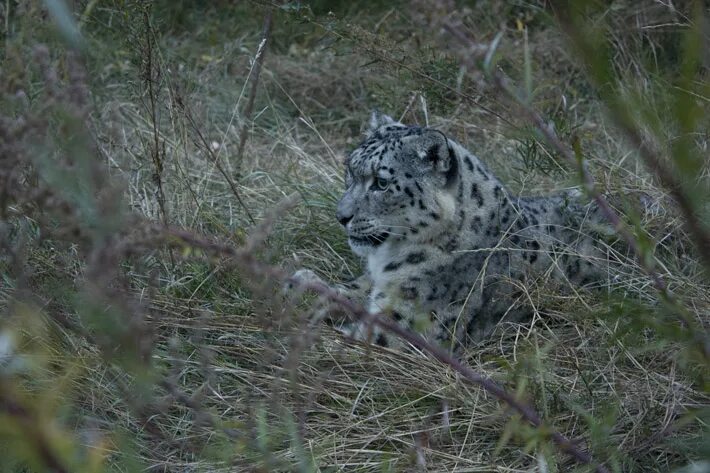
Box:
336 210 353 227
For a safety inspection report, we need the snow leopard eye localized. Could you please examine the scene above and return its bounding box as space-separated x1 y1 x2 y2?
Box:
372 177 390 191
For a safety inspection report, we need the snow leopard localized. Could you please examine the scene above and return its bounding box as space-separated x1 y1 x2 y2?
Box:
294 112 609 351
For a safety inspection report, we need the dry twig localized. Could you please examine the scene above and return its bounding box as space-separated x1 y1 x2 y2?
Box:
160 225 611 473
440 19 710 356
174 95 256 224
235 10 273 170
550 2 710 272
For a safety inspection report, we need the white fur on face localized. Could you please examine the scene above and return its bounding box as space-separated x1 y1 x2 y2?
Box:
435 191 457 222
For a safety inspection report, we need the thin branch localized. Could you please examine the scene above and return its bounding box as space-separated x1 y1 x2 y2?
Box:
175 96 256 224
441 20 710 354
490 68 669 292
549 3 710 271
141 10 174 267
619 125 710 268
160 225 611 473
139 10 168 226
292 280 609 473
442 23 662 277
235 10 273 170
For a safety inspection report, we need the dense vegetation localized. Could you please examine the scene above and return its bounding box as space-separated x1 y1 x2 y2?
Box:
1 1 709 471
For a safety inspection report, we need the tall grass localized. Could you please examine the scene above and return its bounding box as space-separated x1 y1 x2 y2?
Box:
0 1 708 472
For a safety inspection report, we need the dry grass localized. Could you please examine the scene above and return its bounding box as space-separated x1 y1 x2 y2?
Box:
1 1 709 472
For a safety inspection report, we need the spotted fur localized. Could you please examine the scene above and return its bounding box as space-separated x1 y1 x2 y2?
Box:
300 112 609 351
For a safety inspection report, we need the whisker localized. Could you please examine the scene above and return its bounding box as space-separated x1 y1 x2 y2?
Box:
384 224 417 231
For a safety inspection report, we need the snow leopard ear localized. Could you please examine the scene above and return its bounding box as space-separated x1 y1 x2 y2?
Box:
403 129 458 186
366 110 397 135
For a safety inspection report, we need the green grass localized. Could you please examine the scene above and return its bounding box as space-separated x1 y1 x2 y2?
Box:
1 1 709 472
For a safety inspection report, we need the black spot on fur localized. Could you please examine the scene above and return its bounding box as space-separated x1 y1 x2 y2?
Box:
425 144 440 162
406 252 427 264
444 237 459 252
470 216 482 232
470 184 484 207
465 316 479 337
444 316 456 330
444 145 458 187
464 156 474 172
457 208 466 231
527 240 540 251
375 334 388 347
400 286 418 300
383 261 402 272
